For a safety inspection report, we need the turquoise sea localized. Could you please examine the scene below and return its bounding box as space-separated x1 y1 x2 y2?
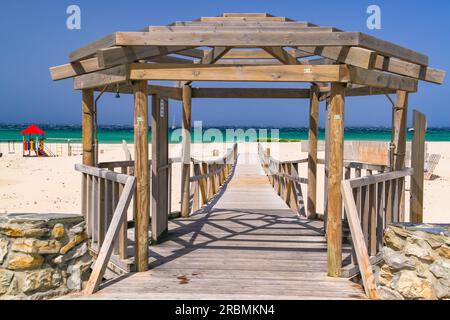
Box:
1 124 450 143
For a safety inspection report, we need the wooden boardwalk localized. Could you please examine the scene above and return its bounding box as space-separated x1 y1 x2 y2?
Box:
82 154 366 300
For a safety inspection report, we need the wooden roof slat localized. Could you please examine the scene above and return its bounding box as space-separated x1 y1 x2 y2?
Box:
262 47 300 65
202 47 232 64
222 49 313 60
347 66 418 92
113 31 361 47
191 87 310 99
170 21 316 27
73 64 129 90
222 13 272 18
145 26 340 32
200 16 291 22
70 33 116 62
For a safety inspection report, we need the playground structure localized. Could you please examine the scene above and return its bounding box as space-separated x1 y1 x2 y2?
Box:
49 13 446 299
21 124 54 157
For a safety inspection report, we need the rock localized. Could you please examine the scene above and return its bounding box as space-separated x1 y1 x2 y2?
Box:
60 232 87 254
404 242 435 262
382 247 415 270
67 254 92 291
53 242 88 264
51 224 65 239
393 270 435 300
7 253 44 270
0 238 8 264
384 228 406 251
380 264 394 286
69 222 85 235
0 269 14 295
437 245 450 259
23 269 60 293
0 223 47 238
379 286 404 300
12 239 61 254
435 279 450 299
429 259 450 280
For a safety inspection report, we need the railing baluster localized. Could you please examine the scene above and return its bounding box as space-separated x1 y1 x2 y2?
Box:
369 182 377 256
92 175 98 246
361 185 369 247
98 177 106 247
86 174 92 237
376 181 385 253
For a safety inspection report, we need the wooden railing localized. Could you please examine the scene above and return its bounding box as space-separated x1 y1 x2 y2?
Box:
341 167 413 299
258 144 307 216
189 144 238 212
75 164 136 294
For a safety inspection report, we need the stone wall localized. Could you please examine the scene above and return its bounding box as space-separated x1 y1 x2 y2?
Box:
378 223 449 300
0 213 92 299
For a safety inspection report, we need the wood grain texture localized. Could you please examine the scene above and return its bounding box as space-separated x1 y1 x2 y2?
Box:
410 110 426 223
307 85 319 219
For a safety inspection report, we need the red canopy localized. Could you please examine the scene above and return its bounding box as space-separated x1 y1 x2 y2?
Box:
21 124 45 135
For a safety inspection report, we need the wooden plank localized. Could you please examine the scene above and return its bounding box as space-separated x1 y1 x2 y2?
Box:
115 31 361 47
149 85 182 100
347 66 418 92
307 85 319 219
202 47 232 64
327 82 345 277
348 168 413 189
129 63 350 82
74 65 129 90
147 26 338 33
341 182 379 299
50 57 101 81
133 80 149 272
262 47 300 65
70 33 116 62
191 87 310 99
84 177 136 295
98 178 106 246
151 97 169 242
358 33 428 66
200 16 290 22
298 46 444 85
222 49 312 59
180 85 192 217
410 110 426 223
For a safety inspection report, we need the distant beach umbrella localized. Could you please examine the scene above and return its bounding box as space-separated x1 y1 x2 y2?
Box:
21 124 46 135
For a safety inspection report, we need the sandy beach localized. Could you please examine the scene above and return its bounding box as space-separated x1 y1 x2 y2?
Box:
0 141 449 223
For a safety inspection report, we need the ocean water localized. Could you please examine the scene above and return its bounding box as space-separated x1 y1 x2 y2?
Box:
1 124 450 143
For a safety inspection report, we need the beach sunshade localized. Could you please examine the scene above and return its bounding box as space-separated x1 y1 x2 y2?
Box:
21 124 45 135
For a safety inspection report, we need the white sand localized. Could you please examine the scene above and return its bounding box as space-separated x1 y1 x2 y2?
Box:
0 141 449 223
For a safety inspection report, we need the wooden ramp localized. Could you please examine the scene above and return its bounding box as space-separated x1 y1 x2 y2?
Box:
83 153 366 300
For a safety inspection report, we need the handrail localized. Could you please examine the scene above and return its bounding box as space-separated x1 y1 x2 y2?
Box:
75 163 136 295
258 143 306 216
341 167 414 299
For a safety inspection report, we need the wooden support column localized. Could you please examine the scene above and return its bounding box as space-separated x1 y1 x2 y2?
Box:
181 84 192 217
323 98 331 230
82 89 94 166
151 96 169 241
307 85 319 219
410 110 426 223
133 80 149 272
394 90 409 221
327 83 345 278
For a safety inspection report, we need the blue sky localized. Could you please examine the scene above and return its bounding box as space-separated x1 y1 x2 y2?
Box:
0 0 448 127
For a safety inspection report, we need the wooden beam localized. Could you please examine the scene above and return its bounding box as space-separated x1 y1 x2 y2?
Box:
307 85 319 219
358 33 428 66
133 80 149 272
114 31 360 47
74 65 129 90
128 63 350 82
347 66 418 92
222 13 270 17
222 49 311 59
191 87 310 99
202 47 232 64
180 85 192 218
262 47 300 65
394 90 409 221
410 110 426 223
82 89 94 166
298 46 444 85
151 96 169 241
327 82 345 277
70 33 116 62
171 21 315 27
146 26 338 33
149 85 182 100
200 16 290 22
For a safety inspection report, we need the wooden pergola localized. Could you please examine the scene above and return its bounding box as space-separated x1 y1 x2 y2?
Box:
50 13 445 280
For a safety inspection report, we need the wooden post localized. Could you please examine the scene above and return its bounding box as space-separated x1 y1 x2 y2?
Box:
327 83 345 278
151 96 169 242
410 110 426 223
133 80 149 272
307 85 319 219
82 89 94 166
181 84 192 217
323 98 331 230
394 90 408 221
